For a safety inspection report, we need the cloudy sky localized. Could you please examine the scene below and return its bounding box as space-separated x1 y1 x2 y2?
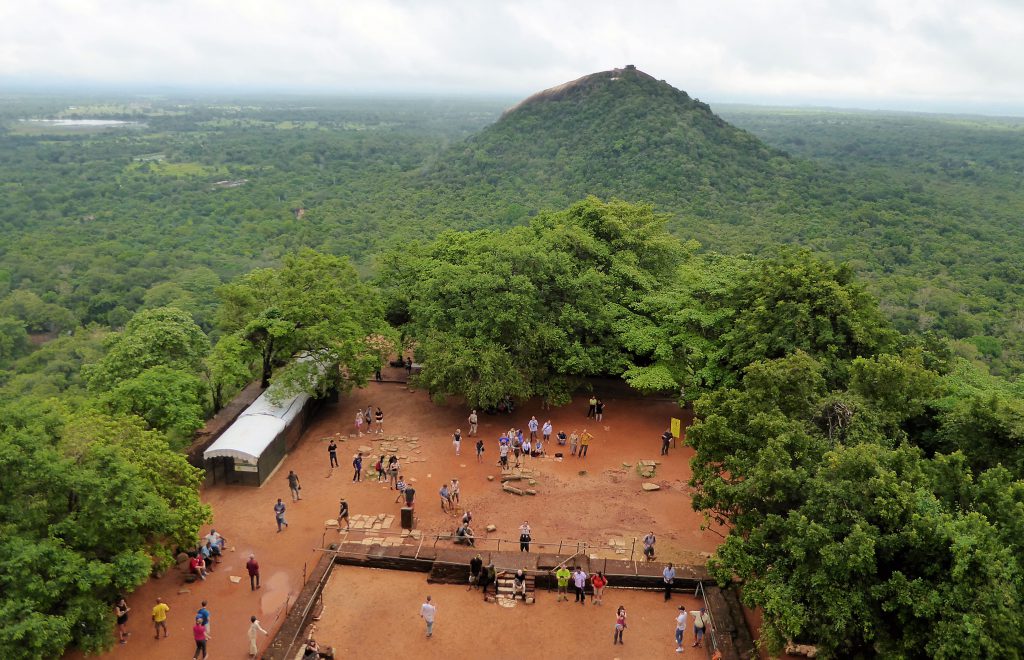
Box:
1 0 1021 113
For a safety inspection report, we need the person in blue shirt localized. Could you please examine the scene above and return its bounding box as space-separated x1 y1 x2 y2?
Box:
197 600 211 634
352 452 363 482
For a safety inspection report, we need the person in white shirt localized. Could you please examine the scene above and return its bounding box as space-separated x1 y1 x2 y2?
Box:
572 567 588 604
689 608 709 647
420 596 436 638
674 606 688 653
542 420 553 442
643 532 656 561
663 563 676 601
248 616 268 657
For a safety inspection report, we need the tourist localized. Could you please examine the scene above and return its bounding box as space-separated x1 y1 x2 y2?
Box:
199 542 214 573
404 484 416 508
595 398 605 421
375 366 383 381
420 595 436 638
405 356 413 375
542 419 552 442
364 406 373 432
556 565 571 601
469 554 483 589
248 615 268 657
528 416 539 440
475 437 485 463
512 435 522 467
587 395 597 418
661 429 673 455
197 600 211 635
274 498 288 532
579 429 592 457
152 597 170 640
690 608 709 647
519 521 532 552
189 553 207 580
246 554 261 590
328 439 338 468
592 571 607 605
522 438 532 460
355 412 364 437
389 456 400 488
204 529 225 555
513 569 528 601
303 639 335 659
479 562 494 599
499 442 509 469
376 454 387 482
557 429 567 446
453 428 462 456
663 563 676 601
450 478 461 506
352 452 363 482
338 498 350 530
393 476 406 503
439 483 451 512
192 616 209 659
462 510 473 527
569 430 579 456
675 606 689 653
572 567 588 604
455 522 475 545
114 596 130 645
288 470 301 501
534 437 544 456
468 409 478 436
375 407 384 434
643 531 657 561
613 605 627 644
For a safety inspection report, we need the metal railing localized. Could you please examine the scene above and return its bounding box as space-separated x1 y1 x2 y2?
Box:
694 581 719 654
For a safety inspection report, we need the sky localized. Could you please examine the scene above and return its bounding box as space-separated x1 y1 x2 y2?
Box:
1 0 1022 114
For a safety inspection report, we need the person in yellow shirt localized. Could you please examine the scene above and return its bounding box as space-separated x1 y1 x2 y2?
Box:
579 429 593 458
152 597 170 639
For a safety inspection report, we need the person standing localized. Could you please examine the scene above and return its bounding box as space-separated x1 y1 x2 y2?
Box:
556 565 571 601
479 563 495 600
587 395 597 418
404 484 416 509
469 554 483 590
375 407 384 434
468 410 478 436
542 420 552 443
569 430 579 456
453 429 462 456
475 437 485 463
661 429 673 456
274 498 288 532
197 600 211 635
248 615 268 658
394 476 407 503
519 521 532 552
352 452 363 482
338 498 350 530
579 429 592 458
405 356 413 376
675 606 689 653
595 399 605 422
663 563 676 601
355 412 364 437
450 479 460 506
246 554 261 590
152 597 170 640
287 470 301 501
420 595 436 638
643 531 657 561
364 406 373 432
328 440 338 468
376 455 387 482
528 416 539 441
498 442 509 469
690 608 709 648
389 456 400 488
439 483 450 513
572 567 588 605
591 572 607 605
613 605 627 645
114 596 130 644
192 616 209 660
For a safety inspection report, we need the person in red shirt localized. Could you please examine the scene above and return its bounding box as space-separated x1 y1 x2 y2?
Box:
246 554 260 590
591 572 607 605
190 554 207 581
192 617 210 659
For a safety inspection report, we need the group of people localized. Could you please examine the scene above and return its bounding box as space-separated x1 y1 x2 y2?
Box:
354 405 385 436
128 596 270 659
187 529 226 581
585 396 606 420
555 565 608 605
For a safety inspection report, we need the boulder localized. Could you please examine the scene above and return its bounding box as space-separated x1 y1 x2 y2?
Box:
487 475 495 481
641 482 661 492
486 524 497 532
502 484 524 496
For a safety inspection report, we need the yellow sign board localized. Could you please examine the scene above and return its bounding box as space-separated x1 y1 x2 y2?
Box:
670 417 681 438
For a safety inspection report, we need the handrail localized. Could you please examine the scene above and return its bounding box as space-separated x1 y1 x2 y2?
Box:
694 581 719 653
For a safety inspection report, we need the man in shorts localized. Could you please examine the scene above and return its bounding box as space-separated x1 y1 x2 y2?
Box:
338 498 350 530
556 565 571 601
468 410 478 436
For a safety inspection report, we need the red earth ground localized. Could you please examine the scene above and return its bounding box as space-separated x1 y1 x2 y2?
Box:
73 381 731 660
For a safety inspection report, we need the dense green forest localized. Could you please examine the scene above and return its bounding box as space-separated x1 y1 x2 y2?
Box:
2 76 1024 658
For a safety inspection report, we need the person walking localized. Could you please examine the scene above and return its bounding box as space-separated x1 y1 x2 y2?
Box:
468 410 478 436
579 429 592 458
475 437 485 463
519 521 532 552
338 498 350 530
192 616 209 659
376 454 387 482
595 399 605 422
661 429 673 456
197 600 211 635
248 615 268 658
556 565 571 601
663 563 676 601
439 483 451 513
572 567 588 605
151 597 169 640
352 452 363 482
528 416 539 441
450 479 460 506
587 395 597 418
374 407 384 434
690 608 709 648
675 606 689 653
355 412 364 437
420 596 436 638
246 554 261 590
453 429 462 456
328 440 339 468
592 572 607 605
614 605 627 645
274 498 288 532
394 476 407 503
643 531 657 561
287 470 301 501
469 554 483 590
114 596 130 644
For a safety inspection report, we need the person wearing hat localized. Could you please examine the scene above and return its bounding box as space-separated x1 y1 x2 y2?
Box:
674 606 688 652
689 607 709 647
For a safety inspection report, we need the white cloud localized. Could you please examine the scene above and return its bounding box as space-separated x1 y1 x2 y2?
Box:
0 0 1021 113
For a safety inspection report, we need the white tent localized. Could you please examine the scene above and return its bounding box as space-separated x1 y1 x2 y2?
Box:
204 389 311 464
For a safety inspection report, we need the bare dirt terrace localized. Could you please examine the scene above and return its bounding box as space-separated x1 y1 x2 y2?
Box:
74 380 725 660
